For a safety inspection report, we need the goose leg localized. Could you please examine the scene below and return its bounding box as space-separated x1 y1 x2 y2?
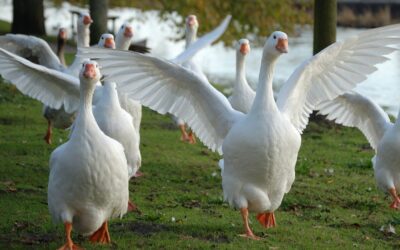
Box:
89 221 111 244
389 187 400 209
257 212 276 228
188 130 197 144
128 199 141 214
133 171 144 178
179 124 190 142
58 222 81 250
44 120 53 144
239 208 260 240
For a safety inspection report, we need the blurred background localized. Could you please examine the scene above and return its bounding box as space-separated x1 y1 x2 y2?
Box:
1 0 400 117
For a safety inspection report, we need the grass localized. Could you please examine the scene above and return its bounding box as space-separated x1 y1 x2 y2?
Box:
0 51 400 249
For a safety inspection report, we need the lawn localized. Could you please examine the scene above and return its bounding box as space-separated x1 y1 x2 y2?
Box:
0 43 399 249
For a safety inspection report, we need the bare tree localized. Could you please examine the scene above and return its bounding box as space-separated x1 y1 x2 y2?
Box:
89 0 108 45
313 0 337 55
11 0 46 35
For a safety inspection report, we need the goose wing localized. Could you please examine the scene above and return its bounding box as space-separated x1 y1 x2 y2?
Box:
0 34 65 72
276 24 400 133
79 47 243 154
0 48 80 113
318 92 391 150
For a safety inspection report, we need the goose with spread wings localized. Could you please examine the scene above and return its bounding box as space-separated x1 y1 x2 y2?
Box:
318 92 400 209
79 24 400 238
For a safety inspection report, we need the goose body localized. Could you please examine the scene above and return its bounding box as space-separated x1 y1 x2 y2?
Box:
318 92 400 208
228 38 255 113
79 24 400 238
93 82 141 178
48 60 128 248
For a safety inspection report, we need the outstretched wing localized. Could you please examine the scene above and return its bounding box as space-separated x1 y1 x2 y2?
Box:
78 47 243 154
172 15 232 64
318 92 391 150
277 24 400 133
0 34 65 72
0 48 80 113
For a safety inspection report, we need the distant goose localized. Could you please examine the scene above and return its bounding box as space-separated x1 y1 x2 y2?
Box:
78 24 400 239
318 92 400 209
0 13 93 144
48 60 129 248
228 38 255 113
173 15 231 143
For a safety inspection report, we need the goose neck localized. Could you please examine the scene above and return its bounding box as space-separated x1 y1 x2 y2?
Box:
185 29 197 48
235 52 246 87
250 52 278 113
57 40 66 66
77 25 90 47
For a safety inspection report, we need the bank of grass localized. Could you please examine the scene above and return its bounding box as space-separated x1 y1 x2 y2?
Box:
1 52 400 248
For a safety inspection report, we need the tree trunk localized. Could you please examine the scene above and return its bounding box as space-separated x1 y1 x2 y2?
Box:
311 0 337 122
313 0 337 55
89 0 108 45
11 0 46 35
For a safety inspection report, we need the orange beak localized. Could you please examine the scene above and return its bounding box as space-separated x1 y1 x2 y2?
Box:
83 64 96 79
83 15 93 25
104 37 115 49
275 38 288 53
124 26 133 38
240 43 250 55
59 29 67 39
188 16 197 27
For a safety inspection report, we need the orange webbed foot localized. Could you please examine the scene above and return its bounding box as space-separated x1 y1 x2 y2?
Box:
133 171 144 178
188 132 197 144
57 243 82 250
257 212 276 228
239 232 262 240
128 200 141 214
389 188 400 209
89 221 111 244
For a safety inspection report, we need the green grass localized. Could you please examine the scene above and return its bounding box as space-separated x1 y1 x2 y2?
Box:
1 60 400 248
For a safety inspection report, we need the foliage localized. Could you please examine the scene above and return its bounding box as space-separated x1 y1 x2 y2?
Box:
52 0 313 43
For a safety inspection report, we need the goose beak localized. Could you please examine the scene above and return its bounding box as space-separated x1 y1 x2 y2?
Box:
124 26 133 38
276 38 288 53
59 29 67 39
240 43 250 55
187 16 197 27
104 37 115 49
83 64 96 79
83 15 93 25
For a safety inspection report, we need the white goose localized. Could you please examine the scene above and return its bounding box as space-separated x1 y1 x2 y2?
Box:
93 81 141 180
114 23 144 177
228 38 255 113
0 13 92 76
0 13 92 144
173 15 231 143
48 60 128 249
318 92 400 209
79 24 400 238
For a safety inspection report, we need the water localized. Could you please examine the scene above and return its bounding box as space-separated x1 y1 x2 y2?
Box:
1 0 400 116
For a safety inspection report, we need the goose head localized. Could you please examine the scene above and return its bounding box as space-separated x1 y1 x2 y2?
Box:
58 28 68 41
80 60 101 83
118 23 133 39
237 38 250 56
115 23 133 50
264 31 288 57
79 13 93 27
98 34 116 49
185 15 198 43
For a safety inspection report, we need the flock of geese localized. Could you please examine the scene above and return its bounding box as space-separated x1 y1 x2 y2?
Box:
1 10 400 248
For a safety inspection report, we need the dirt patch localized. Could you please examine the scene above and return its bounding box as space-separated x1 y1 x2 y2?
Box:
113 221 168 236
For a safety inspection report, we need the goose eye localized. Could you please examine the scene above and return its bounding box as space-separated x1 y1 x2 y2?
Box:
121 25 124 29
273 35 276 39
101 37 104 40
